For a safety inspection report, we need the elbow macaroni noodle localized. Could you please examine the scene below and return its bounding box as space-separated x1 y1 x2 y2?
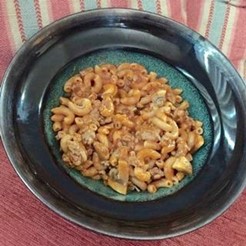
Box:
51 63 204 195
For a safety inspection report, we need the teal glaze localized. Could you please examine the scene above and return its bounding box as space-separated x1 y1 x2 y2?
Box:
43 50 213 202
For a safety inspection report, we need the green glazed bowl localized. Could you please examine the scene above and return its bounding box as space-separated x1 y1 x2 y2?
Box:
44 49 213 202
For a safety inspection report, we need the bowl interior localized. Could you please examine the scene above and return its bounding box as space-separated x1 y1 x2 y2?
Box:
43 49 213 202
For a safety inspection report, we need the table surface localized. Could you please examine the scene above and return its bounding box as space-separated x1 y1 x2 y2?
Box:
0 1 246 245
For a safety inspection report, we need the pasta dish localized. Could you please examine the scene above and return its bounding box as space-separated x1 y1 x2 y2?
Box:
50 63 204 195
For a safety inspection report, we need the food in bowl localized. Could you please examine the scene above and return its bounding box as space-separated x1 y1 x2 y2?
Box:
50 63 204 195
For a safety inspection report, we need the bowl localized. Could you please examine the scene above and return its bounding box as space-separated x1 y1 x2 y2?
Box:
0 8 246 240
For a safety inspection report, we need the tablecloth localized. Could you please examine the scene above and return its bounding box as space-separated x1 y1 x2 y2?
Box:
0 1 246 245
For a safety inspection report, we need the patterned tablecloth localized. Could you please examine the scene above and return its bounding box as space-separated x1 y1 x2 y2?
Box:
0 1 246 245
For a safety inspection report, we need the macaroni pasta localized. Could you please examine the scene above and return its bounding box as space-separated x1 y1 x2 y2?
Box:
51 63 204 195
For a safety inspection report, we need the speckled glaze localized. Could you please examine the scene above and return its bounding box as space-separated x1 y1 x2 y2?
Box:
43 49 213 201
1 9 246 240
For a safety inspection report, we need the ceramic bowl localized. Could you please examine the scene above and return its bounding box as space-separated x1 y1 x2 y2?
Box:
0 9 246 239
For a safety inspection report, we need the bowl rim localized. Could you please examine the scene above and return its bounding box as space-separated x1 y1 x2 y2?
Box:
0 8 246 240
